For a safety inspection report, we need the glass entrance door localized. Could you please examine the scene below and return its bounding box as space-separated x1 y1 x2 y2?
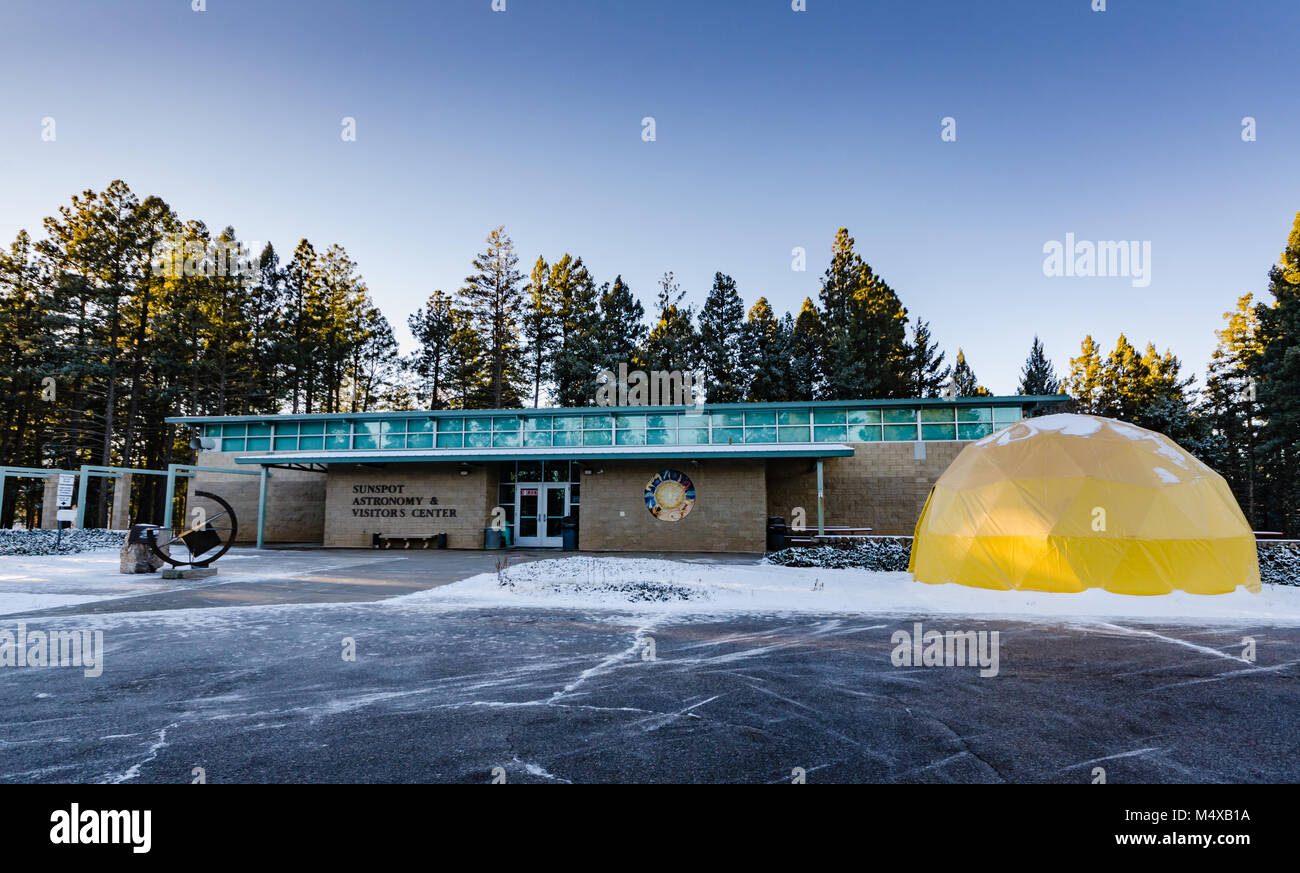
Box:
514 484 566 548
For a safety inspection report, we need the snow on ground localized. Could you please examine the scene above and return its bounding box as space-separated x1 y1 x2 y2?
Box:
404 556 1300 625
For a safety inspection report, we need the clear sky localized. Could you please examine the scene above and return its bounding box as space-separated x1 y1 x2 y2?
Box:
2 0 1297 394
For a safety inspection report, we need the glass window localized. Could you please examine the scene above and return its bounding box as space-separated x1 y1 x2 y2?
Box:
325 435 349 450
492 431 521 447
813 408 846 425
778 410 810 425
246 437 271 451
777 425 811 442
299 421 325 435
884 424 918 441
713 412 744 428
273 436 297 451
436 433 464 449
958 422 994 440
326 421 350 435
743 411 776 427
814 425 847 442
569 483 580 503
553 415 583 431
993 406 1023 423
464 432 491 448
848 424 882 442
380 420 406 433
405 433 432 449
524 416 551 431
646 414 676 429
247 423 272 437
744 427 777 443
221 423 247 437
353 421 380 435
920 408 955 423
221 438 246 452
204 424 221 437
493 417 520 432
298 436 324 451
583 414 613 430
956 407 993 423
273 422 299 435
882 408 916 424
516 462 542 482
543 462 566 483
406 419 433 433
583 429 612 446
437 418 463 433
847 409 881 424
465 417 492 433
615 414 645 430
382 434 406 449
553 430 581 447
921 423 957 440
679 413 708 429
646 429 674 445
498 483 515 506
353 435 378 450
712 427 743 444
616 429 645 445
679 428 710 445
524 431 552 447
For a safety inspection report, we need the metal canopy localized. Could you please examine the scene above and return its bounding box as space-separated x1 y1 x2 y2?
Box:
232 443 857 466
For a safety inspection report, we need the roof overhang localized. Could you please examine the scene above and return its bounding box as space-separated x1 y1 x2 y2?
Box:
233 443 856 466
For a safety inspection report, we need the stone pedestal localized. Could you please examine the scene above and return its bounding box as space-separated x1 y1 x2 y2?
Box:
41 478 60 530
120 538 168 574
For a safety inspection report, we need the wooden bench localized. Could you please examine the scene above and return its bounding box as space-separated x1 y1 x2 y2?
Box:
371 532 446 550
783 526 873 548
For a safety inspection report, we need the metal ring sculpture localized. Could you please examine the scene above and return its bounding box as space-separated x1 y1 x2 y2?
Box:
148 490 239 568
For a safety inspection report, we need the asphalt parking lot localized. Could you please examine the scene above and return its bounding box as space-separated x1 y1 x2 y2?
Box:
1 548 1295 783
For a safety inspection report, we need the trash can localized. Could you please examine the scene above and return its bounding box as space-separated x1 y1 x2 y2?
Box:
561 516 578 551
484 528 504 549
766 516 787 551
435 532 447 549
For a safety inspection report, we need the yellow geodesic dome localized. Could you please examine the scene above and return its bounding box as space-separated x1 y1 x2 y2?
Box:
908 414 1261 595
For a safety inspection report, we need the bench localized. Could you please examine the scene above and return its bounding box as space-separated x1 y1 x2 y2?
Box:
782 526 872 548
371 532 447 550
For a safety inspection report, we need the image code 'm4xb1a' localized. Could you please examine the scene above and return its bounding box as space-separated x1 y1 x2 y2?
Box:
908 414 1261 595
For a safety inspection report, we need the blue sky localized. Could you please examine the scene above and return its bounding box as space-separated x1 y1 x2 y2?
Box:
2 0 1297 394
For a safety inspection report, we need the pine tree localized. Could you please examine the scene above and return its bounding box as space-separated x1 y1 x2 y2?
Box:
785 297 824 401
951 348 988 397
1203 294 1263 524
461 226 524 408
1068 335 1105 413
597 274 647 375
817 228 909 399
549 255 604 407
520 256 557 407
1018 336 1061 396
640 271 700 375
904 319 951 398
1255 210 1300 534
697 272 746 402
408 289 455 409
741 297 787 401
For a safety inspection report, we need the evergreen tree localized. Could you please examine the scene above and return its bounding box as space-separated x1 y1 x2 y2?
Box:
785 297 824 401
461 226 524 408
597 274 647 376
741 297 788 402
1068 335 1105 413
951 348 988 397
408 289 455 409
1018 336 1061 396
1254 210 1300 534
817 228 909 399
697 272 746 402
904 319 951 398
549 255 604 407
520 256 557 407
640 271 700 375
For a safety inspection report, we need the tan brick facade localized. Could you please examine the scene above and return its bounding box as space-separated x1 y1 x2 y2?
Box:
580 460 766 552
765 441 967 536
190 452 326 544
322 463 494 548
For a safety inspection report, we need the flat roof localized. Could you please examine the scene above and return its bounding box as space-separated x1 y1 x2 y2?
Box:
234 443 857 466
168 394 1067 425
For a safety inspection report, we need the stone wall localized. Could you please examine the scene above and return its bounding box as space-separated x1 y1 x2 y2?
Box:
579 460 766 552
765 441 968 536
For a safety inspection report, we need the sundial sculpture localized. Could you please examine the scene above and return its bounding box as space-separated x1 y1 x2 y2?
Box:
148 490 238 568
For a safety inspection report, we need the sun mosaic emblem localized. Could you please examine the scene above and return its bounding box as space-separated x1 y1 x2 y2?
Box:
644 469 695 522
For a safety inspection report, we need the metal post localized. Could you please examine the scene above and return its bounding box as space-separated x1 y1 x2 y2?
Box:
0 469 7 530
816 459 825 537
162 464 177 531
256 465 270 549
75 465 90 529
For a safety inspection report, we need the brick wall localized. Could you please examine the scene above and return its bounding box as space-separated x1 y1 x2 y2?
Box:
765 442 968 536
190 451 325 543
580 460 766 552
322 462 494 548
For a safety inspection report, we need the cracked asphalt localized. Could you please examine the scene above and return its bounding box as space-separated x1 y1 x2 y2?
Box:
2 576 1296 782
